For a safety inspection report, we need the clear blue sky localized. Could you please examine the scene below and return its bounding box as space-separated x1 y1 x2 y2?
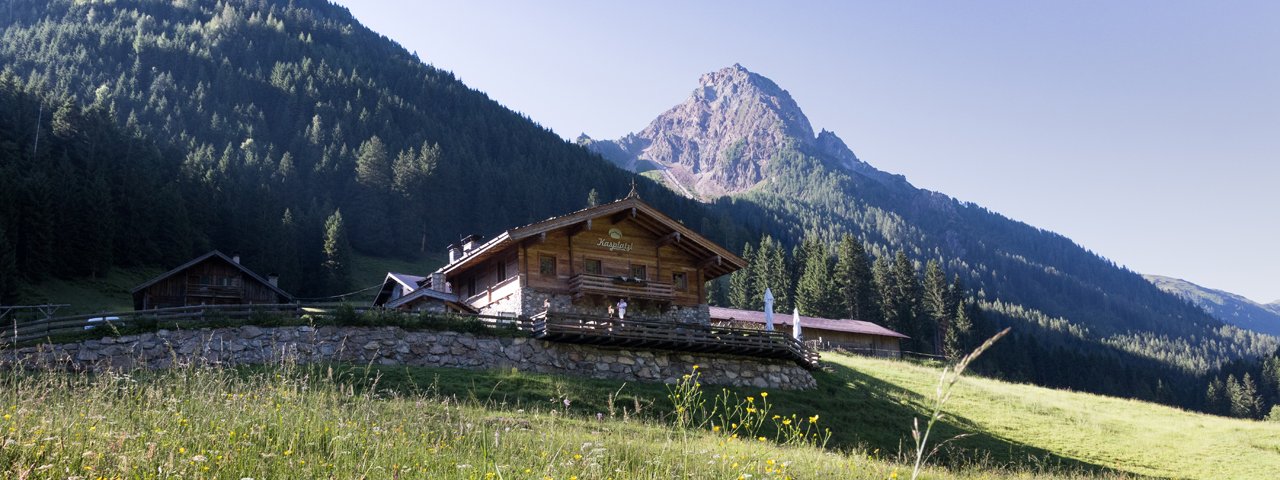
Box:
334 1 1280 303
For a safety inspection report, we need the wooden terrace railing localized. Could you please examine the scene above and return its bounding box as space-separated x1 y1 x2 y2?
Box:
569 274 674 302
528 311 820 369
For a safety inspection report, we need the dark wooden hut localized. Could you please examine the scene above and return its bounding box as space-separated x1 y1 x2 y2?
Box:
130 251 294 310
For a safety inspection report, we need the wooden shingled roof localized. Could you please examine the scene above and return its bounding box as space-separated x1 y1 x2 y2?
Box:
437 193 747 279
129 250 294 300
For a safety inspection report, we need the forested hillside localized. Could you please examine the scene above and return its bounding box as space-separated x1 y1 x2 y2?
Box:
0 0 747 297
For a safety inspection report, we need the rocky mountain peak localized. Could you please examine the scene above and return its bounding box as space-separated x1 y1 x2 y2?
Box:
587 64 833 198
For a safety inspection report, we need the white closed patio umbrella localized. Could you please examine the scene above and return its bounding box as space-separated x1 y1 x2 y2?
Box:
763 288 775 331
792 307 802 340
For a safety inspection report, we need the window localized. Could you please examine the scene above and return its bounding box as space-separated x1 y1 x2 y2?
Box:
630 264 647 280
672 272 688 291
466 277 476 297
539 255 557 276
497 261 507 281
585 258 602 275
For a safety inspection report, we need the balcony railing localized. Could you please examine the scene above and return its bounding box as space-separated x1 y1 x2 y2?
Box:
569 274 674 302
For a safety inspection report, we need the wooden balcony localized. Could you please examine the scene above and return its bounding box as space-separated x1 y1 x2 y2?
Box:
569 274 674 302
185 284 242 298
529 312 820 369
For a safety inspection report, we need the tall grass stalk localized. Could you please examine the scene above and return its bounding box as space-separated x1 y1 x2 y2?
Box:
911 327 1011 480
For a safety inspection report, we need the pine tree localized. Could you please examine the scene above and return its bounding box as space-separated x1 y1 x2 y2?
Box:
0 225 18 303
755 235 791 312
922 259 948 355
392 141 440 252
274 208 301 292
1205 376 1226 415
322 209 352 294
945 299 974 360
1227 373 1262 418
890 251 924 352
833 235 878 321
872 255 896 329
728 243 757 309
795 239 839 318
350 135 392 252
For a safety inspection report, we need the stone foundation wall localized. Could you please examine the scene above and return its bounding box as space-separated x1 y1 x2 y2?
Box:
1 326 817 390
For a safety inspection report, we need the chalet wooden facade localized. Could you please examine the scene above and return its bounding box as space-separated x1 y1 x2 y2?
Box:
401 192 746 323
131 251 293 310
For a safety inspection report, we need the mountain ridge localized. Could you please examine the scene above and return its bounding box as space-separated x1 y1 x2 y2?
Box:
1144 274 1280 337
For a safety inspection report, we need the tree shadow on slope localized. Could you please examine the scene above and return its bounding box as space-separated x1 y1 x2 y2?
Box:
804 360 1129 476
274 360 1135 477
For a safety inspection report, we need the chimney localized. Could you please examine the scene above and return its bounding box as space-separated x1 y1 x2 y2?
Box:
267 273 279 288
461 234 482 253
447 243 462 264
431 272 446 292
231 252 241 264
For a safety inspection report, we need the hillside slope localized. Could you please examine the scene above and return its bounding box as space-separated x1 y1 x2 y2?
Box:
1145 274 1280 337
0 0 745 297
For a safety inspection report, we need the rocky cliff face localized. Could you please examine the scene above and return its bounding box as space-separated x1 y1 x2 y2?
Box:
584 64 883 198
586 65 839 197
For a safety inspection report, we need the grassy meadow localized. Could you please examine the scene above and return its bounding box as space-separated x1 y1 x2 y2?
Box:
3 344 1276 478
1 360 1119 480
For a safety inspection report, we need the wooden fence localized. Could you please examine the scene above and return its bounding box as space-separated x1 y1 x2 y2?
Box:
4 304 819 369
1 303 366 345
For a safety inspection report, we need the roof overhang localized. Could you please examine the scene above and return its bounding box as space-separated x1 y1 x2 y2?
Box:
436 196 746 279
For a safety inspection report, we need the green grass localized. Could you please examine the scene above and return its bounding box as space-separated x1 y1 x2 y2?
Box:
5 318 1276 478
14 268 163 315
821 355 1280 479
347 252 444 301
316 353 1278 479
0 362 1118 480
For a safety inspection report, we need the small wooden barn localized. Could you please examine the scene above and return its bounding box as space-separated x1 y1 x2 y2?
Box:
131 251 294 310
709 306 907 357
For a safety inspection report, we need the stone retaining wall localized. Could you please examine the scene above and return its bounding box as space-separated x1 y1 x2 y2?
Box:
1 326 817 390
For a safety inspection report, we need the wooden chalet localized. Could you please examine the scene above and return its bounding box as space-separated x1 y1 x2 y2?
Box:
383 191 818 369
710 306 907 358
415 190 746 322
131 251 293 310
